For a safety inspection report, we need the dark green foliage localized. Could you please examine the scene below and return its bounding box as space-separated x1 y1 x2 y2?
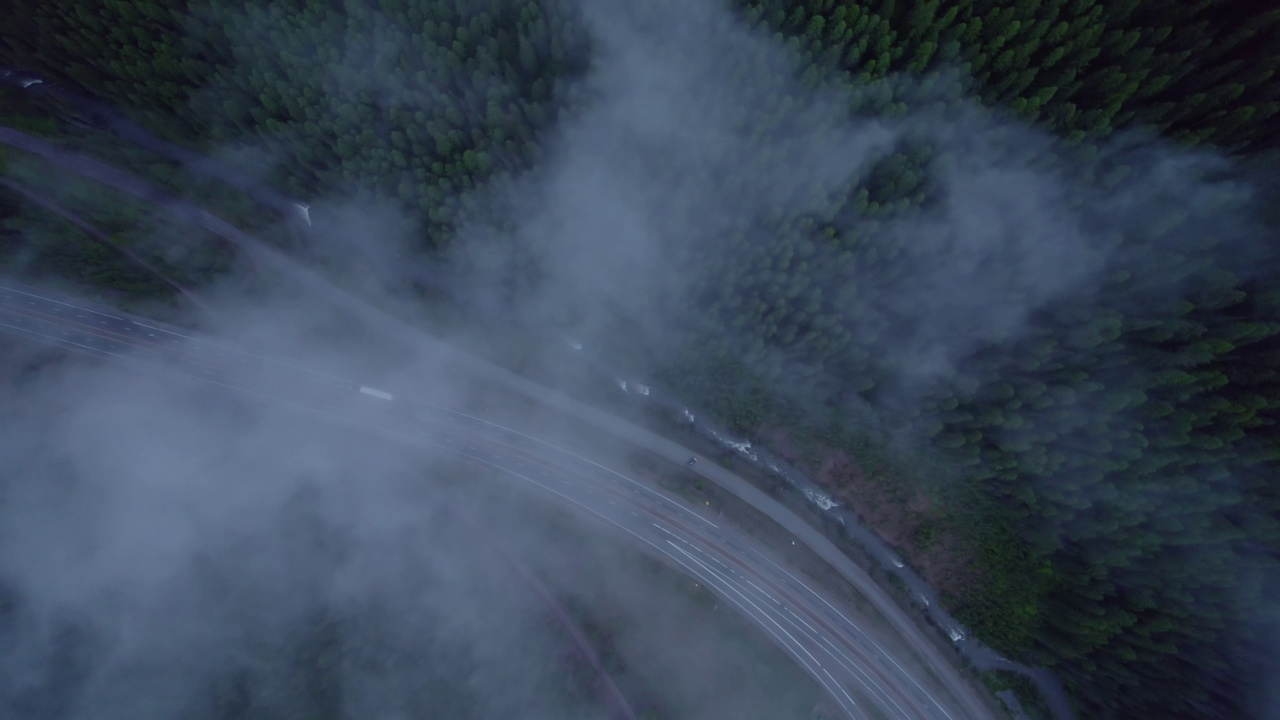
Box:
3 0 590 245
0 149 236 295
3 2 1280 720
984 670 1055 720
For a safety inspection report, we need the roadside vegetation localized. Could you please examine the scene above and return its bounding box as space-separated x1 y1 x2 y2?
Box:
0 146 227 301
982 670 1053 720
4 2 1280 719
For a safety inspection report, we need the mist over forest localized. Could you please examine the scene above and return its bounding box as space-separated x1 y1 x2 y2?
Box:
2 0 1279 719
0 339 594 719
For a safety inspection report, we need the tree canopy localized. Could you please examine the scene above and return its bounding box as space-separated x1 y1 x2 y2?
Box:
3 1 1279 718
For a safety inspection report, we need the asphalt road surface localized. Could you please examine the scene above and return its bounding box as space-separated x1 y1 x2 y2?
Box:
2 81 1068 717
0 280 996 720
0 130 1003 718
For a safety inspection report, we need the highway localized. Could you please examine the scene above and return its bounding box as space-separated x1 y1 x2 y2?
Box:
3 69 1069 720
0 280 990 720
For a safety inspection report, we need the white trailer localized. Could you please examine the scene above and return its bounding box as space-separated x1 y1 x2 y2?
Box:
359 386 394 401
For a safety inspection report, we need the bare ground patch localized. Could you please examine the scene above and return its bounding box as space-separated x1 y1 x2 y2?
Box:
758 427 980 601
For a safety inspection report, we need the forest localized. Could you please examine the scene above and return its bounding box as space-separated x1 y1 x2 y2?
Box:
3 1 1280 719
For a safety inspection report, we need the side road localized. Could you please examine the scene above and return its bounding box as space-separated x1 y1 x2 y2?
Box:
0 176 214 316
1 67 458 300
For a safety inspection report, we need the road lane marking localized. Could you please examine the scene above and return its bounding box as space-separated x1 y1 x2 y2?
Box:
665 541 861 717
757 554 955 720
782 605 911 720
0 288 355 385
414 405 722 530
0 308 876 720
0 284 949 720
0 321 130 362
661 520 910 718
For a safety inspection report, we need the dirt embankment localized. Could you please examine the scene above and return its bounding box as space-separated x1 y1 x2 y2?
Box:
757 427 981 601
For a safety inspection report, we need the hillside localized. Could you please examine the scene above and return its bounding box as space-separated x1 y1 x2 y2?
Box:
3 1 1279 718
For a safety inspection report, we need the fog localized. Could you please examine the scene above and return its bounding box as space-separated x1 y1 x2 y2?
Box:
0 290 817 719
430 0 1268 466
0 306 619 719
2 0 1279 718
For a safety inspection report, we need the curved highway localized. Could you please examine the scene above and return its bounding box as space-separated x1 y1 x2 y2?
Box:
0 280 991 720
1 90 1009 718
3 73 1073 718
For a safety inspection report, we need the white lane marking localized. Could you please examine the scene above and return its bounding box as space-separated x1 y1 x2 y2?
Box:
651 523 735 576
614 523 854 718
1 284 937 718
415 447 858 719
413 405 720 530
1 284 127 322
0 284 362 386
742 575 773 598
0 311 872 720
658 542 853 716
782 605 911 720
0 321 128 361
665 541 861 717
756 553 955 720
664 522 912 718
